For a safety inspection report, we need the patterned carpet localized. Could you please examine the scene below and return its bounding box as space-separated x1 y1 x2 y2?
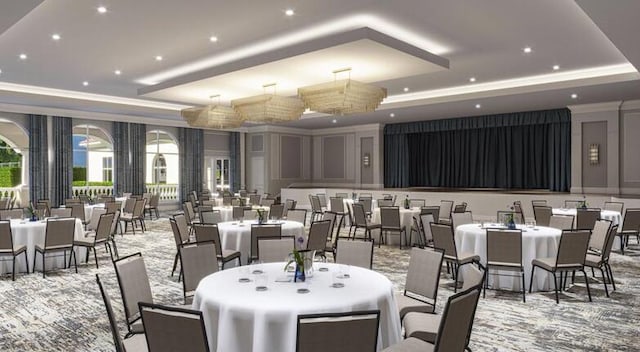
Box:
0 216 639 351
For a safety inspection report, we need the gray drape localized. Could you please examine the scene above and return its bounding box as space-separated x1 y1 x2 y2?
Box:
384 108 571 191
229 132 241 193
113 121 130 197
129 123 146 195
51 116 73 207
178 127 204 203
28 114 49 205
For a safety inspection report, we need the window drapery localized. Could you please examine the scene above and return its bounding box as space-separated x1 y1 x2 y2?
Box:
178 127 204 203
51 116 73 206
28 114 48 205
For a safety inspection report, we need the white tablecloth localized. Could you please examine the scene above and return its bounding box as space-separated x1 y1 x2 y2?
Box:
3 218 86 274
192 262 402 352
211 206 270 222
217 220 305 264
552 208 622 226
455 223 561 292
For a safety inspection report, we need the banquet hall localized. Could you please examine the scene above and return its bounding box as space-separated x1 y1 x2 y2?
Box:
1 1 640 351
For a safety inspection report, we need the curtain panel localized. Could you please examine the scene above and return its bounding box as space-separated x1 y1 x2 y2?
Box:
178 127 204 203
51 116 73 207
129 123 146 196
229 132 241 193
28 115 49 205
384 108 571 191
112 122 130 197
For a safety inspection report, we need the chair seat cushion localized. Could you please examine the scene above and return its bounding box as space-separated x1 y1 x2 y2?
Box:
130 320 144 334
73 238 95 246
35 244 72 252
403 312 441 343
395 292 435 319
585 253 603 267
532 257 556 271
123 333 148 351
446 252 479 265
220 249 241 261
0 245 27 255
382 337 435 352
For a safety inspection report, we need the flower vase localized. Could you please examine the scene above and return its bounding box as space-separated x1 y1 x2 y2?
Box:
30 215 37 222
294 264 306 282
507 219 516 230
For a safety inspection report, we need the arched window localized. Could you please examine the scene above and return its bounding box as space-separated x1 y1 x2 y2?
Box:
0 119 28 203
72 125 114 196
146 130 179 197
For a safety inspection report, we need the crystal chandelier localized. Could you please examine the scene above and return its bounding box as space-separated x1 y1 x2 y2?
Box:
298 68 387 115
231 83 305 123
180 95 244 129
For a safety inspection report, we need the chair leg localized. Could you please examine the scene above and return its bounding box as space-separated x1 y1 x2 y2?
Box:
606 263 616 291
23 251 29 274
454 264 461 293
42 252 46 278
582 269 592 302
521 271 526 303
171 252 179 277
553 272 559 304
600 266 609 298
483 268 487 298
12 256 16 281
94 247 99 269
529 266 535 293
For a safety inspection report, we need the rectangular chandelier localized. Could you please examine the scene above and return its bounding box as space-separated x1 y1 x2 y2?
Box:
181 104 244 129
298 79 387 115
232 94 306 123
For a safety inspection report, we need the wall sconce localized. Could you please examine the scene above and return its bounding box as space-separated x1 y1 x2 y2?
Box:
589 144 599 165
362 153 371 167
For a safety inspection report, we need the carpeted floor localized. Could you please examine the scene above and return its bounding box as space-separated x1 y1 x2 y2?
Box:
0 216 639 351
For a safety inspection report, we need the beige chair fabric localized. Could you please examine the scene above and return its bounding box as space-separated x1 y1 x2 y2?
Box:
199 210 222 224
618 208 640 254
296 310 380 352
50 207 73 218
307 220 332 253
0 220 29 280
533 206 552 227
603 201 623 214
258 238 294 263
485 229 525 301
269 203 285 220
548 215 574 230
588 219 612 253
193 223 241 268
351 203 381 241
439 200 454 224
0 208 23 220
139 303 209 352
451 211 473 229
396 248 444 319
113 252 154 333
430 222 479 292
576 208 600 230
380 207 407 249
335 239 373 269
34 217 77 278
73 212 115 268
179 241 218 303
86 207 107 232
250 224 282 263
286 209 307 227
585 224 619 297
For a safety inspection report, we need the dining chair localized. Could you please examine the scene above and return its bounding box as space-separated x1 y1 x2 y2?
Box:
485 228 525 302
108 210 121 259
0 208 24 220
179 241 218 304
308 195 324 222
250 224 282 263
199 209 222 224
379 206 406 249
396 248 444 320
105 201 122 215
410 199 426 208
315 193 328 208
576 208 600 230
548 215 574 230
350 203 381 241
335 239 374 269
50 207 73 218
451 211 473 229
585 224 619 297
261 198 276 207
603 201 624 214
533 206 552 226
335 193 349 198
284 199 297 217
0 197 9 210
194 223 241 269
287 209 307 227
123 198 136 214
496 210 523 224
120 199 146 234
430 222 480 292
33 217 77 278
417 213 436 246
69 203 87 225
0 221 29 280
618 208 640 254
587 219 612 254
383 284 483 352
96 274 147 352
139 302 209 352
453 202 468 213
258 238 294 263
269 203 285 220
223 196 233 206
402 265 484 346
530 229 592 304
170 215 191 277
112 252 153 335
329 197 348 230
183 201 198 224
377 198 393 208
249 194 261 206
421 206 440 223
144 193 160 220
296 310 380 352
73 212 115 269
359 197 373 216
438 200 454 225
531 199 547 208
232 206 251 220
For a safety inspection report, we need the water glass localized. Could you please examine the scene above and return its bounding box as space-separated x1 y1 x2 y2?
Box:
255 273 268 291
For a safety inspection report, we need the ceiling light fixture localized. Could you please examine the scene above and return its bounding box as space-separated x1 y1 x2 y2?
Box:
114 70 121 75
232 83 305 123
475 104 481 109
469 77 476 82
97 6 107 13
523 46 532 54
83 81 89 86
332 119 337 124
285 9 295 16
403 87 410 92
209 36 218 43
553 65 560 71
19 54 27 60
389 113 395 118
52 34 61 41
298 68 387 115
181 95 244 129
155 56 163 61
571 93 578 99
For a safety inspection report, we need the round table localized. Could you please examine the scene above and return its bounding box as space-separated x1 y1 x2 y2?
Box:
217 220 305 264
455 223 561 292
3 218 86 274
211 206 270 222
552 208 622 226
192 262 402 352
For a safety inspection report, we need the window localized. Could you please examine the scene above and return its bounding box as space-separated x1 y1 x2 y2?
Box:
72 125 114 195
0 138 23 188
0 119 28 189
102 157 113 182
146 130 179 198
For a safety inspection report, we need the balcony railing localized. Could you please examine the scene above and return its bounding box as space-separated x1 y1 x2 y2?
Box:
72 184 178 201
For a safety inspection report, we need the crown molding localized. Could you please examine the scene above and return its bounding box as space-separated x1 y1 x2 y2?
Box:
621 99 640 111
567 101 623 113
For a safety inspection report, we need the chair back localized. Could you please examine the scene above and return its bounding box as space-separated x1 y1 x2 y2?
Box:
95 213 115 243
113 253 154 325
183 201 196 223
269 203 285 219
200 210 221 224
377 199 393 207
250 224 282 260
96 274 126 352
531 200 547 208
565 200 583 209
149 193 160 207
105 201 121 214
330 197 345 213
556 230 591 268
601 224 619 261
296 310 380 352
87 207 107 231
0 208 23 220
261 198 276 207
123 198 136 213
451 211 473 229
69 203 85 222
249 194 261 206
223 196 233 206
533 206 552 226
549 215 574 230
0 221 14 252
576 208 600 230
433 286 482 352
50 207 73 218
179 241 218 296
410 199 426 208
335 193 348 198
352 203 368 227
287 209 307 226
453 202 468 213
461 264 485 291
133 199 146 218
359 198 373 213
621 208 640 232
259 238 294 263
193 223 220 245
405 248 444 301
172 214 190 243
44 218 76 249
307 220 332 252
486 229 522 269
110 210 121 236
602 201 623 213
233 206 251 220
439 200 454 222
430 223 458 259
588 219 612 252
335 239 373 269
309 195 322 213
380 206 401 230
316 194 327 208
284 199 296 216
421 206 440 223
65 198 81 205
0 198 9 210
419 213 435 243
139 303 209 352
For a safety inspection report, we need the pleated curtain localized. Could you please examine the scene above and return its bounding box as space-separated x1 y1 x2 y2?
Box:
113 121 131 197
229 132 241 193
28 115 49 205
178 127 204 203
51 116 73 207
129 123 146 196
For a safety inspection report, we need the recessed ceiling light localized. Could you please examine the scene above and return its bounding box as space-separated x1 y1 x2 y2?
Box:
552 65 560 71
475 104 481 109
523 46 532 54
469 77 476 82
285 9 295 16
19 53 27 60
403 87 409 92
389 113 395 118
155 55 163 61
51 33 61 41
331 119 337 124
114 70 121 75
0 69 2 74
209 36 218 43
82 81 89 86
571 93 578 99
97 6 107 13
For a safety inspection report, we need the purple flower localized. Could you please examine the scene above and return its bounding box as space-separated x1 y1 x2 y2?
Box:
297 236 304 244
